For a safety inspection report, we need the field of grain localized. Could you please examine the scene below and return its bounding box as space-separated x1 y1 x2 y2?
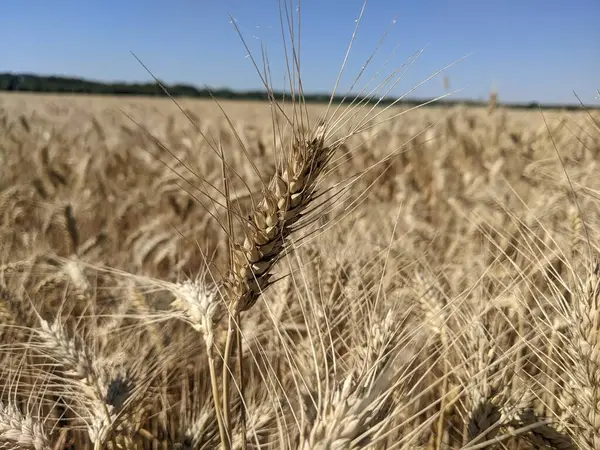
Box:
1 91 599 449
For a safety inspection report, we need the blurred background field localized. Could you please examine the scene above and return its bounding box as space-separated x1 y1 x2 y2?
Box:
1 89 600 447
2 91 596 276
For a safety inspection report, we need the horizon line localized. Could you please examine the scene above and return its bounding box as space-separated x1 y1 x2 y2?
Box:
1 71 597 110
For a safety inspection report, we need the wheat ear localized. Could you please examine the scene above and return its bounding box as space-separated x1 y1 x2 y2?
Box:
35 318 144 449
218 124 339 447
559 262 600 449
0 402 50 450
223 123 334 313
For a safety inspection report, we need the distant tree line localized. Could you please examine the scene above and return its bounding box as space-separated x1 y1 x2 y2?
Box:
0 72 593 111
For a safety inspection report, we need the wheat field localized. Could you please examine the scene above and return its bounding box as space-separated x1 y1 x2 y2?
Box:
0 86 599 450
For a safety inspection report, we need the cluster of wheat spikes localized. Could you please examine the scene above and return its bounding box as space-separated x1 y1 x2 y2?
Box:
1 2 600 450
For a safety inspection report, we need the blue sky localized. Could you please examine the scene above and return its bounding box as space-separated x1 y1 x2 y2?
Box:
1 0 598 105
